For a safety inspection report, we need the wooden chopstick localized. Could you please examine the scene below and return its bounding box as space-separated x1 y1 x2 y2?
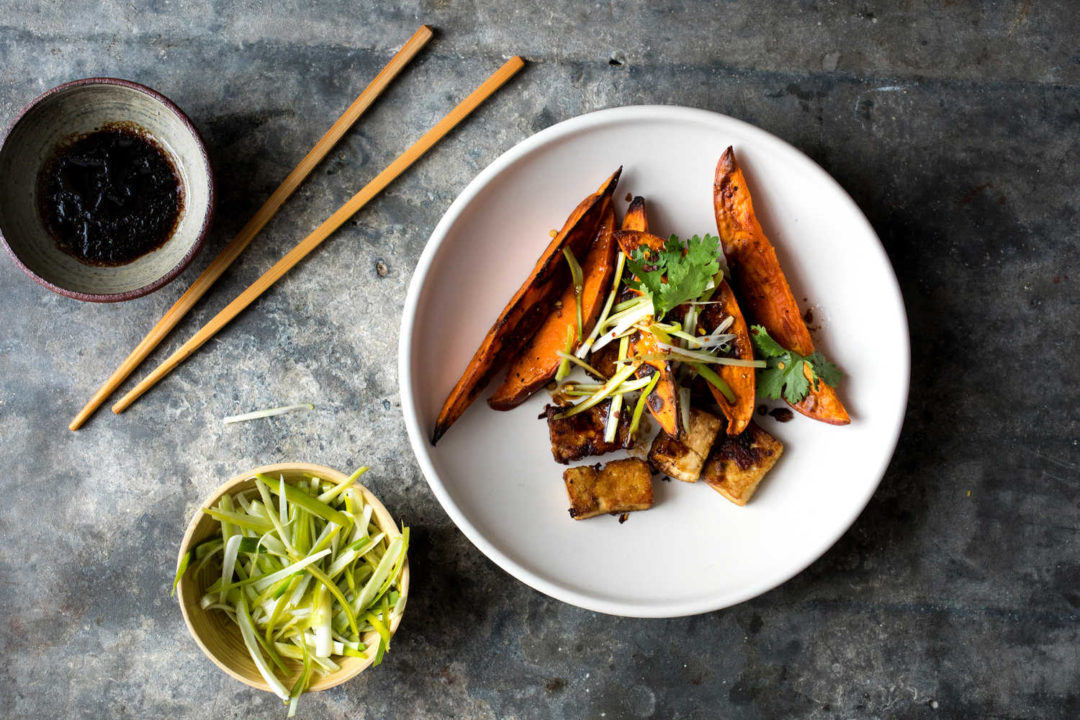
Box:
111 56 526 415
68 26 434 431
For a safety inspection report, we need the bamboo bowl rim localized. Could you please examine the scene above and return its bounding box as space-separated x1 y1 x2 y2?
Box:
176 462 409 694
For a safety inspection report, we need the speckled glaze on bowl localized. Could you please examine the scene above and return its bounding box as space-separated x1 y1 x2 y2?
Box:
0 77 214 302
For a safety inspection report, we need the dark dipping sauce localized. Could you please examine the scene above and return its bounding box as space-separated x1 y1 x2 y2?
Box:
40 124 183 266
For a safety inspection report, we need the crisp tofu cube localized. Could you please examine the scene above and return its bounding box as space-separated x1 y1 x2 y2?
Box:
701 421 784 505
647 409 723 482
563 458 654 520
545 402 632 465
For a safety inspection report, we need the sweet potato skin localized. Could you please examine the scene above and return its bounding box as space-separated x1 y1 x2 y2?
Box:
713 148 812 356
713 148 849 425
614 229 665 258
630 331 681 437
432 168 622 444
614 224 682 438
791 363 850 424
698 280 755 435
623 196 649 233
488 203 617 410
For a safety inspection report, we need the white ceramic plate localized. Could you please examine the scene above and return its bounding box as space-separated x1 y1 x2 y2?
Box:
399 106 909 617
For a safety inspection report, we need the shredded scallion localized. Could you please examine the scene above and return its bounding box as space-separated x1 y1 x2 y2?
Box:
562 247 585 341
175 469 408 716
223 404 314 425
554 325 576 382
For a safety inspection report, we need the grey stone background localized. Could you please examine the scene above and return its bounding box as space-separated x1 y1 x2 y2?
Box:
1 2 1077 718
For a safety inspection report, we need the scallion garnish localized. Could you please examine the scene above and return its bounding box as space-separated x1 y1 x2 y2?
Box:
628 373 661 437
555 361 642 420
562 247 585 341
554 325 576 382
223 403 315 425
174 470 407 716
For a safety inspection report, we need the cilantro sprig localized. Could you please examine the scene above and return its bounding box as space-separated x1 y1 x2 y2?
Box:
624 234 720 318
750 325 842 404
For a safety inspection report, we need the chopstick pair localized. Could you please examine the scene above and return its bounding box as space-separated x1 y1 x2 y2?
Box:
70 27 524 429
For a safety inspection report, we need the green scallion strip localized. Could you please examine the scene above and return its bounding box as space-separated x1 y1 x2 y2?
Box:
203 507 274 534
554 325 576 382
653 341 766 368
604 335 631 443
236 594 291 700
577 251 627 358
317 467 368 504
214 548 330 594
628 372 661 437
260 475 350 526
554 361 641 420
560 377 652 397
689 362 736 404
562 247 585 341
172 551 191 597
287 642 314 718
555 351 607 379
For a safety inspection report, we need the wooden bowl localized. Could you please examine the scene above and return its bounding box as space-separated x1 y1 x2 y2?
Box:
0 77 214 302
176 462 409 694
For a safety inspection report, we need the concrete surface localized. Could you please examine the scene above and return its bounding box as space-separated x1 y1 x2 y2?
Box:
1 2 1077 718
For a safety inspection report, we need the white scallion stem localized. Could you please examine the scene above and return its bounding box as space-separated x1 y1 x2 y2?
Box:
554 361 642 420
235 595 291 700
604 335 631 443
577 251 627 358
223 403 314 425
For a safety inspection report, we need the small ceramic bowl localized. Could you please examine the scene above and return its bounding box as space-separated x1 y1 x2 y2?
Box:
176 463 409 695
0 77 214 302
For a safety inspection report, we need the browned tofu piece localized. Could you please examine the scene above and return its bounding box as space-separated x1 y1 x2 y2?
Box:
545 401 632 464
701 421 784 505
647 409 723 482
563 458 654 520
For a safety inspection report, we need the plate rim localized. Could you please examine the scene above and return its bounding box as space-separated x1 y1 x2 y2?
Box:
399 104 910 617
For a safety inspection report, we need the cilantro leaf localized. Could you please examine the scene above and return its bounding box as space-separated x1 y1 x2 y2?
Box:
756 360 786 400
624 234 720 318
806 351 843 389
623 246 666 302
748 324 786 358
750 325 842 404
781 358 810 404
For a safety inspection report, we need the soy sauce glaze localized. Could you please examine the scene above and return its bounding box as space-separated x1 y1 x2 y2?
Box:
40 124 183 266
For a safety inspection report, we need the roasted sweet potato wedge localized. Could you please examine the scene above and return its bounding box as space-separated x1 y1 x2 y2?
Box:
614 225 682 438
697 281 755 435
623 195 649 233
713 147 849 425
614 228 665 258
629 331 681 438
432 168 622 444
488 204 618 410
790 363 850 424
